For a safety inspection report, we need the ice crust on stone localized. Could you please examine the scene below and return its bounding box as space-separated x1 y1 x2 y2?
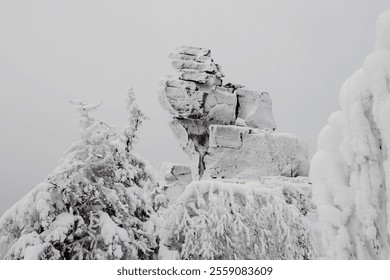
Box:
311 9 390 259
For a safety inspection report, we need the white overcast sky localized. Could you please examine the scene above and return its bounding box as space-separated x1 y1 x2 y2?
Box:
0 0 389 215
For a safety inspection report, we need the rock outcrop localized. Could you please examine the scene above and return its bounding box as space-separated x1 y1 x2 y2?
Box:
159 46 308 181
158 46 318 260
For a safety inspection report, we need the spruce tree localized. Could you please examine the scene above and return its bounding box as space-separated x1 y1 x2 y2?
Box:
0 92 158 260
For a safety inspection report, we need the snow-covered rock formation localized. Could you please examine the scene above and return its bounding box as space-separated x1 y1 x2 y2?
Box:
311 10 390 259
159 46 317 259
0 46 319 260
159 46 309 181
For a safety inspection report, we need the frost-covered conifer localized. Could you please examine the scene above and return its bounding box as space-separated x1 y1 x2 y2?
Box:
311 10 390 259
123 88 148 152
160 179 316 260
0 93 158 260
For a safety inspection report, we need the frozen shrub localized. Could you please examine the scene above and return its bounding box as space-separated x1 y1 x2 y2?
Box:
161 180 316 260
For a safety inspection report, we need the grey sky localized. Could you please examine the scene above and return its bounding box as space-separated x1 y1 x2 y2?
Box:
0 0 389 216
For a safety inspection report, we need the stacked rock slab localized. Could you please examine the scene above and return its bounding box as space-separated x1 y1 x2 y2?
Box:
159 46 309 181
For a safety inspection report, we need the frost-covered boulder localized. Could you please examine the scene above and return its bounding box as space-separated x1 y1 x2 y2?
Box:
203 125 309 180
311 9 390 259
0 93 159 260
158 162 192 203
160 178 317 260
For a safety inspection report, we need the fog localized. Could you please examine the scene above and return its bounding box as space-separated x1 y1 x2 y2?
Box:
0 0 389 215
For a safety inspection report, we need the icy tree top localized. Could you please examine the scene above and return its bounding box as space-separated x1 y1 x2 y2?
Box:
311 8 390 259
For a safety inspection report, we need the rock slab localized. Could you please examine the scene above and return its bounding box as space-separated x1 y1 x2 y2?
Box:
203 125 309 180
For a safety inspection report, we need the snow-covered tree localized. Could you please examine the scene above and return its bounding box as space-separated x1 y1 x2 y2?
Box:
160 179 316 260
123 88 148 152
0 93 158 260
310 10 390 259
